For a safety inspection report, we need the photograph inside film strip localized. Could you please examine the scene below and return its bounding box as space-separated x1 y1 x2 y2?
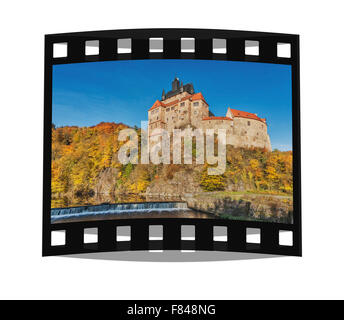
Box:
43 29 301 256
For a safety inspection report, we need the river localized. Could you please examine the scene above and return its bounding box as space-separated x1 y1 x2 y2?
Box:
51 201 216 223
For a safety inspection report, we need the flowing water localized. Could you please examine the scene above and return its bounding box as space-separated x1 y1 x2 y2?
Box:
51 201 215 223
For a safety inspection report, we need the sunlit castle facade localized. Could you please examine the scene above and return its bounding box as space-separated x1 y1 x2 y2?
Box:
148 77 272 151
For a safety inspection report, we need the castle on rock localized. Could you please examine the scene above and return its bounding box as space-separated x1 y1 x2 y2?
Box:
148 77 271 151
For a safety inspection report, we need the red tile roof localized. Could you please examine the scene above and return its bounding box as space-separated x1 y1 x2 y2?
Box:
191 92 207 104
164 100 179 107
202 116 233 121
230 108 266 123
180 94 192 102
149 100 164 111
149 92 207 111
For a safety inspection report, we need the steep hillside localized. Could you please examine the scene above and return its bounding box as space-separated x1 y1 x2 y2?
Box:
51 122 293 222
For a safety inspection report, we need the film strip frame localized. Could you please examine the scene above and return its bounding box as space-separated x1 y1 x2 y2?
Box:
43 29 301 257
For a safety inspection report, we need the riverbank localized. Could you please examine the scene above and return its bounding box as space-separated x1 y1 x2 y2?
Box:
184 191 293 223
51 190 292 224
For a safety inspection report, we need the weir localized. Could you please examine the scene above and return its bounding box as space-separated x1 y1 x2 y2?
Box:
51 201 189 222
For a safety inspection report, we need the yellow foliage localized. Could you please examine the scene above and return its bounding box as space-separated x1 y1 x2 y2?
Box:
224 146 293 194
51 123 127 195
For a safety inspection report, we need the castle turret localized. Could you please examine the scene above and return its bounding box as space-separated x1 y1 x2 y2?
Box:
162 77 195 100
172 77 180 91
190 83 194 94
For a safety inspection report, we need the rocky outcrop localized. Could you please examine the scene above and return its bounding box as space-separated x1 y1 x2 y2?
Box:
145 166 203 199
94 167 119 195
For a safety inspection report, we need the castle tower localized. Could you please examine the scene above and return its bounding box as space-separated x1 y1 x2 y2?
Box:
172 77 180 91
224 106 272 151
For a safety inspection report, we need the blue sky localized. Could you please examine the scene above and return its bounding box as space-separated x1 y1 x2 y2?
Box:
52 59 292 151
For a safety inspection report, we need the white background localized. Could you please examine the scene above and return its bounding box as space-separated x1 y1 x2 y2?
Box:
1 0 344 300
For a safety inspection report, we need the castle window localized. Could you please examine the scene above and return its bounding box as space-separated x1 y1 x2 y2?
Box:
167 108 170 112
193 102 199 106
181 102 185 107
248 121 251 126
